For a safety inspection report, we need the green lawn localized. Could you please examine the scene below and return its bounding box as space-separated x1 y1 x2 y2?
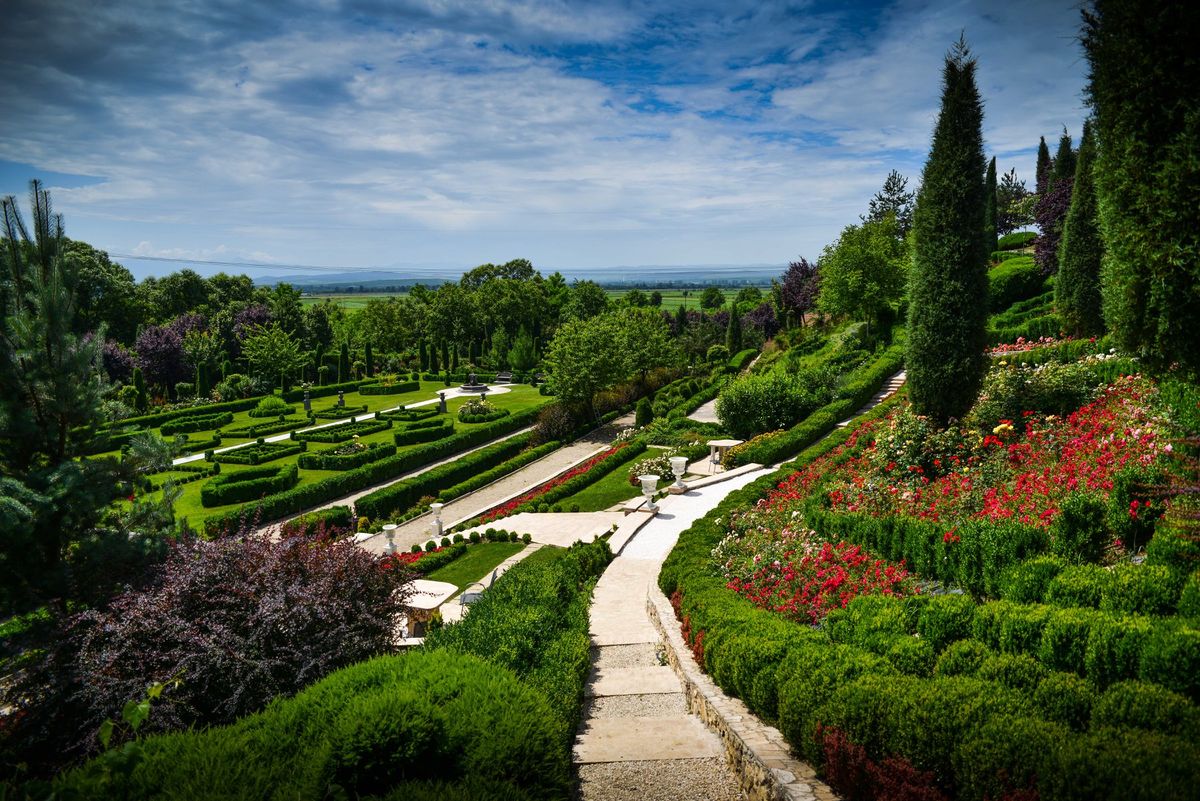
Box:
555 462 643 512
510 543 563 572
140 382 550 528
426 541 524 593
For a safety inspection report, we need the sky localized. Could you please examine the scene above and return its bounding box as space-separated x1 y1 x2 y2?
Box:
0 0 1089 280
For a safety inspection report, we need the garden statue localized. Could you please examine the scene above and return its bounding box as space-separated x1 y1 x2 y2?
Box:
302 390 311 414
337 390 345 408
438 391 447 414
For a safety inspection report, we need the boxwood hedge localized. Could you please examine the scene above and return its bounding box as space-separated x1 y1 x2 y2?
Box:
200 464 299 508
298 441 397 471
293 418 391 443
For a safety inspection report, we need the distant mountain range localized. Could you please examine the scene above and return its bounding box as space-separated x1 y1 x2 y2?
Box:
261 264 784 290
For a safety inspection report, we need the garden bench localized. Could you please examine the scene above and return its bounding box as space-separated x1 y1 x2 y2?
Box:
496 371 513 383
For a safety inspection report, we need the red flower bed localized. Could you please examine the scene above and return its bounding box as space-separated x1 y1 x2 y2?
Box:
382 547 445 568
478 443 630 523
725 540 912 625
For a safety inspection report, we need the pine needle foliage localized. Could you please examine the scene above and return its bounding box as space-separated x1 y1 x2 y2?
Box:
985 156 998 253
1056 119 1105 337
907 37 989 425
1085 0 1200 374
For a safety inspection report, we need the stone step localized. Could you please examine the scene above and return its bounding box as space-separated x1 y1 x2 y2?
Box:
583 692 689 720
574 715 724 763
586 665 682 697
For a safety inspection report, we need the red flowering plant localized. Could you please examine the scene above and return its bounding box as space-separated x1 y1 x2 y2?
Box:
478 442 630 523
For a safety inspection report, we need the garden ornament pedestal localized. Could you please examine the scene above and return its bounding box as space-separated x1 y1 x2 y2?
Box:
430 502 444 539
638 474 660 513
460 371 490 392
437 392 447 413
668 456 689 494
382 523 398 555
706 439 743 473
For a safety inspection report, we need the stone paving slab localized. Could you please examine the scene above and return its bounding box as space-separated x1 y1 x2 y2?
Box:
586 665 683 697
574 716 724 763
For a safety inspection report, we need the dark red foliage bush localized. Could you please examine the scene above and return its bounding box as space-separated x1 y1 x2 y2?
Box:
817 724 949 801
1 533 411 776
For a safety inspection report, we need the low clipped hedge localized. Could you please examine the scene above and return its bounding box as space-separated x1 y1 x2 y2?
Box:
988 256 1047 312
247 399 295 418
212 440 306 466
160 411 234 436
725 344 904 467
200 464 299 508
281 379 368 403
355 434 536 521
358 380 420 396
98 396 260 433
394 419 455 446
989 249 1028 263
203 408 540 535
729 348 757 371
221 416 313 438
294 418 391 443
145 462 220 492
988 314 1061 347
658 437 1200 799
997 230 1037 250
312 404 368 420
298 441 396 471
177 433 222 454
280 506 354 538
458 407 510 424
57 650 569 800
378 407 439 423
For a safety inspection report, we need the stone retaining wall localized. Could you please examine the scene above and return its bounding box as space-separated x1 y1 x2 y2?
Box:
646 586 840 801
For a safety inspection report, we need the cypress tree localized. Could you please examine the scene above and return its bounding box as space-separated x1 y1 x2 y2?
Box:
1035 136 1052 195
1056 119 1104 337
441 342 449 374
429 342 439 373
450 344 459 372
364 343 374 377
338 342 350 383
1034 130 1075 274
1050 130 1076 189
1085 0 1200 373
984 156 998 253
419 340 428 372
907 37 990 425
674 304 688 336
725 308 742 353
133 367 148 412
197 363 211 398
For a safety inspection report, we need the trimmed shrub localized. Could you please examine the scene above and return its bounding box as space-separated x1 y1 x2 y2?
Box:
248 395 295 418
221 417 311 438
1101 564 1184 617
999 555 1068 603
312 404 368 420
294 418 391 443
213 440 306 466
988 256 1046 312
160 411 234 436
1139 624 1200 702
1033 671 1093 731
916 594 976 653
977 653 1047 692
1038 606 1101 676
298 441 396 471
997 231 1037 250
934 639 991 677
358 379 419 396
1048 492 1109 563
1091 680 1200 740
200 464 298 507
378 407 440 423
280 506 354 539
394 419 455 446
1046 564 1112 609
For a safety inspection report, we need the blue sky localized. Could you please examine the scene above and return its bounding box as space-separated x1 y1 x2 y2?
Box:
0 0 1088 280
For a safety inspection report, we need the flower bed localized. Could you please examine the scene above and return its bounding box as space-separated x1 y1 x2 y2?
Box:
297 440 395 470
657 354 1200 801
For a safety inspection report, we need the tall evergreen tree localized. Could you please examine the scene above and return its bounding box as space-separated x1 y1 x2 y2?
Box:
1085 0 1200 373
132 366 148 412
996 168 1033 235
364 342 374 377
1 181 121 610
725 307 742 353
863 170 915 237
429 341 439 372
674 304 688 336
1034 130 1075 274
907 38 990 425
984 156 998 253
1056 119 1105 337
1035 136 1052 195
338 342 350 383
419 340 428 372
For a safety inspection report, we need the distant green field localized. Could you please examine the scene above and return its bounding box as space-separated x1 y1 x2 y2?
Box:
302 287 768 311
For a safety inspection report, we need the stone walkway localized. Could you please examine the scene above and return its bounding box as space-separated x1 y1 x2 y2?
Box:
359 412 636 556
685 397 719 424
575 468 768 801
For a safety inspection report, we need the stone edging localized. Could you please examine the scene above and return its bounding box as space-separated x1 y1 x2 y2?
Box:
646 585 840 801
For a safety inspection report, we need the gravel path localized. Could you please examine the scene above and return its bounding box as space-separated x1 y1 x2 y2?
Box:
577 759 746 801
